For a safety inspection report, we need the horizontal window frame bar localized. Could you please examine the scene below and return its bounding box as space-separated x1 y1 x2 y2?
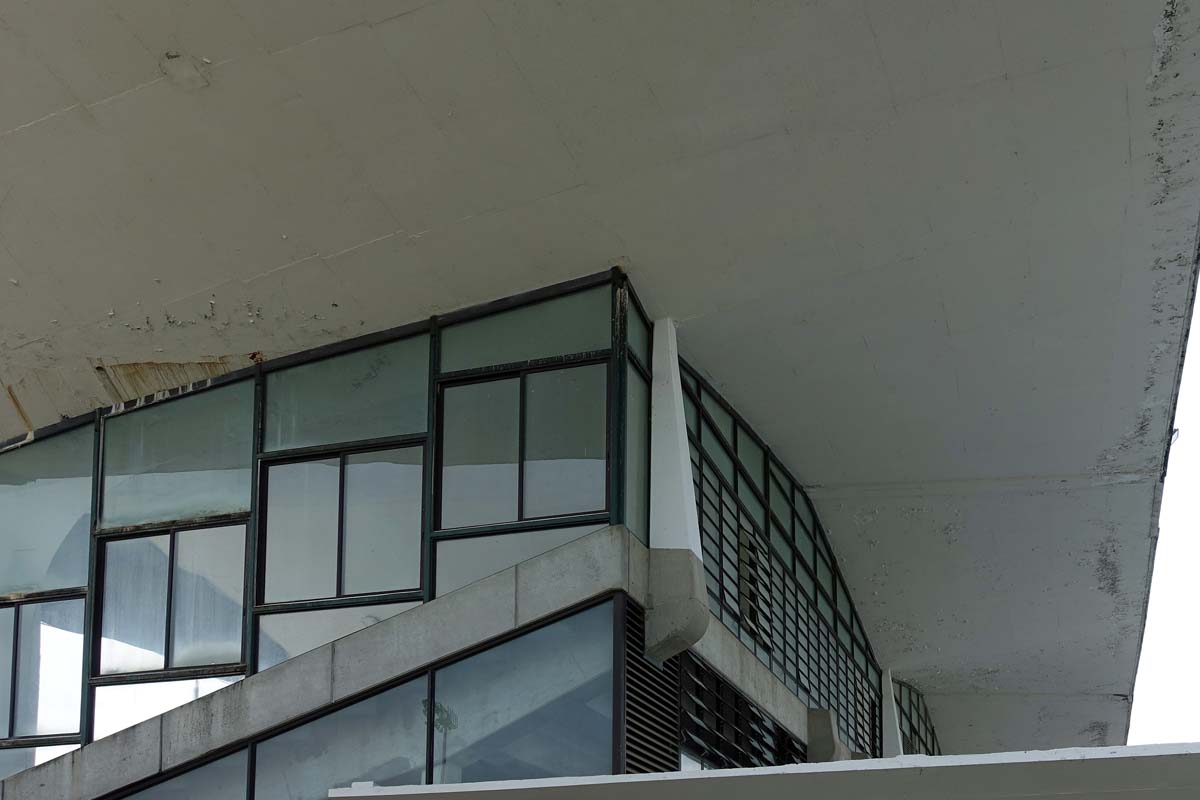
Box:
254 590 423 616
0 586 87 607
256 433 428 465
0 733 81 750
430 511 611 542
434 268 617 331
90 663 246 687
436 349 613 384
94 511 252 539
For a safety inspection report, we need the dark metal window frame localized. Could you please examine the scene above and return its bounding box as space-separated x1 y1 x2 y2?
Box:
680 359 883 756
893 679 941 756
97 592 628 800
91 519 251 685
2 267 640 756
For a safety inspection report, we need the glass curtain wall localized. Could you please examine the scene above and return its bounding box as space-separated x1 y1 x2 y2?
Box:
0 268 649 777
894 679 942 756
680 360 884 757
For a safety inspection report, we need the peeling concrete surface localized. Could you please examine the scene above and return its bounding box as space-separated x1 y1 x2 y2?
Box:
0 0 1195 755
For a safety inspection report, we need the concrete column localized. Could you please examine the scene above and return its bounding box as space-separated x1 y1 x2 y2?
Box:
881 669 904 758
806 708 855 762
644 318 709 662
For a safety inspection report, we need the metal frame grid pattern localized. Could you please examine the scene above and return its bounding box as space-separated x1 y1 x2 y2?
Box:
0 269 644 764
680 360 882 757
894 679 942 756
678 652 806 769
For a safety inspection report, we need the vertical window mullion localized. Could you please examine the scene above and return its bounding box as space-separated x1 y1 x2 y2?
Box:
8 603 19 739
517 372 527 521
336 453 347 598
164 532 177 668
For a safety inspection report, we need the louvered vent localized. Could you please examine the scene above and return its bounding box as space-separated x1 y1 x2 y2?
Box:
623 603 682 774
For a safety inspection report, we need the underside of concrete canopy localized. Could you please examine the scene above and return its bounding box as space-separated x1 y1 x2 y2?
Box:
0 0 1196 754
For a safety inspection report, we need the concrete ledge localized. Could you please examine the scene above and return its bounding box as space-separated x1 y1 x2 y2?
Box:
692 614 809 745
644 548 709 662
4 525 639 800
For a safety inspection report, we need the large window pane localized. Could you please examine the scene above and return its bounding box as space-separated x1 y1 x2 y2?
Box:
0 607 11 738
523 365 607 519
627 303 650 367
343 448 423 595
125 749 247 800
100 535 169 674
624 364 649 544
14 599 84 736
93 677 238 740
265 336 429 452
257 603 418 671
0 427 92 595
255 677 427 799
172 526 246 667
435 525 607 596
102 382 253 528
440 380 519 528
263 459 339 603
0 745 78 782
432 601 613 783
440 285 611 373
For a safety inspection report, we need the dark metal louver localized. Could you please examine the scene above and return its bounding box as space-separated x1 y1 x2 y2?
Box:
623 602 683 774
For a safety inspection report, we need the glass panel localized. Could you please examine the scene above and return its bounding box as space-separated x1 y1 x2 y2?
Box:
683 393 698 434
736 428 764 492
700 422 734 484
0 426 92 594
769 473 790 528
816 552 833 595
264 336 429 452
440 379 519 528
257 603 418 671
794 514 813 566
435 525 607 596
343 447 423 595
624 364 649 544
94 677 239 740
627 302 650 366
432 601 613 783
255 677 427 798
796 493 816 535
14 598 84 736
440 285 611 373
101 535 169 674
0 745 78 782
0 607 11 738
172 525 246 668
126 749 248 800
523 365 607 519
700 390 733 442
102 382 253 528
263 459 339 603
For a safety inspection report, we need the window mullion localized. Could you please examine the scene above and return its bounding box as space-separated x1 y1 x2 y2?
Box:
336 454 347 598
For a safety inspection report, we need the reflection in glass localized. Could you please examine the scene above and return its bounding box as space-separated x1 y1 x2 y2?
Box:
102 382 253 528
0 426 92 595
172 526 246 667
0 607 11 738
624 365 649 544
432 601 613 783
264 336 429 452
263 459 339 602
14 599 84 736
343 448 423 594
93 677 239 740
257 603 418 671
435 525 607 596
255 678 427 799
524 365 607 519
125 749 247 800
0 745 79 782
440 380 519 528
440 285 611 373
101 536 169 674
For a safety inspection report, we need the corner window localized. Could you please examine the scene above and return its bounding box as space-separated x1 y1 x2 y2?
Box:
262 445 424 603
439 364 607 529
6 598 85 737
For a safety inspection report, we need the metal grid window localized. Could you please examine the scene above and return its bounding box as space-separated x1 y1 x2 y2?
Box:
679 652 805 769
894 679 942 756
680 360 883 757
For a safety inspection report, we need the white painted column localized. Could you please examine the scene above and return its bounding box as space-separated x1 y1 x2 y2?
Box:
649 318 702 557
882 668 904 757
643 318 708 661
